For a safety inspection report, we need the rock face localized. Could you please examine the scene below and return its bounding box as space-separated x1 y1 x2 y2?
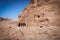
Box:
18 0 60 40
0 0 60 40
18 0 60 27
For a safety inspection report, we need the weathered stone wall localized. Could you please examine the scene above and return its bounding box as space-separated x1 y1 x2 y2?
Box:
18 0 60 40
18 0 60 27
0 0 60 40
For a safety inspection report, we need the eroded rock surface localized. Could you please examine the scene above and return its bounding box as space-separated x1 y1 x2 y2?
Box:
0 17 11 22
0 0 60 40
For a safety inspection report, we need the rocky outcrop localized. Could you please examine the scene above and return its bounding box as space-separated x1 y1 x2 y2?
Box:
18 0 60 27
0 0 60 40
18 0 60 40
0 17 11 22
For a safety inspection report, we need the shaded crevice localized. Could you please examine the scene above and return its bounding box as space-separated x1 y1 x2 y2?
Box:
9 27 11 29
37 15 40 18
45 18 49 21
44 0 49 2
40 26 43 28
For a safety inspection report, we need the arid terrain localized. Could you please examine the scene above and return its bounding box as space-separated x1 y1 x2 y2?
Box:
0 0 60 40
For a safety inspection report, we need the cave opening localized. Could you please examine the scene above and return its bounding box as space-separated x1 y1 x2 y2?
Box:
37 15 40 18
18 23 26 27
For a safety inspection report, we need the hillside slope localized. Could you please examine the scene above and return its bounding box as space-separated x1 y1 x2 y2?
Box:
0 0 60 40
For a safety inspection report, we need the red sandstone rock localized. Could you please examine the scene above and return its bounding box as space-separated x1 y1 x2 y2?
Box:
0 0 60 40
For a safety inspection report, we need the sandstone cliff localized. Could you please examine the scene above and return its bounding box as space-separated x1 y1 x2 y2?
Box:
18 0 60 27
0 0 60 40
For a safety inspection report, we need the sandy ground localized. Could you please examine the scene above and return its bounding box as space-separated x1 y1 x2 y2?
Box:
0 20 60 40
